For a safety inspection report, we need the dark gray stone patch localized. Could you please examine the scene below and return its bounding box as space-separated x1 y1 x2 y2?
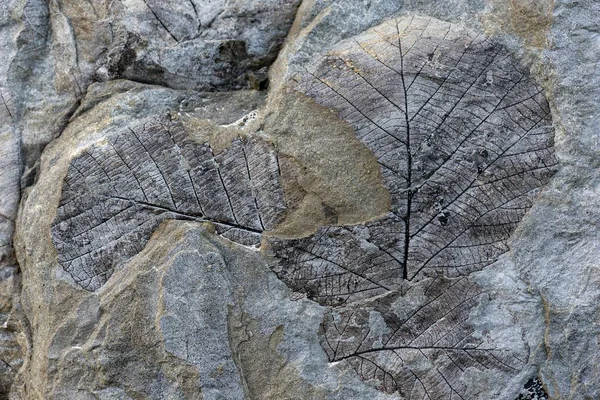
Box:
111 0 302 91
516 378 548 400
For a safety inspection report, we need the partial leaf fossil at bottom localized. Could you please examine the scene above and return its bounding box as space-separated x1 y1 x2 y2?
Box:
319 277 526 398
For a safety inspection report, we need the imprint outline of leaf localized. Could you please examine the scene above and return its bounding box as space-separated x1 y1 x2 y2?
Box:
271 15 557 306
51 118 285 291
319 276 527 397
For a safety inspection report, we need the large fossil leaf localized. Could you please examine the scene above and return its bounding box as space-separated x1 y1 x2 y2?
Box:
52 118 285 290
271 16 557 306
320 277 525 398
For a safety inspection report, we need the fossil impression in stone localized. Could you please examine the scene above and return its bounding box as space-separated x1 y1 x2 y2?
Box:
271 16 557 306
49 13 557 399
320 277 526 398
51 118 285 291
268 15 557 397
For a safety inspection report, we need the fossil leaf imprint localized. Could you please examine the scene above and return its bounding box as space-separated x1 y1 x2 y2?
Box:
271 16 557 306
268 15 555 398
320 277 525 397
52 118 285 290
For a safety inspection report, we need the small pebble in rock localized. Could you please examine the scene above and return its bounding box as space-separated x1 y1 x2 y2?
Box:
516 378 548 400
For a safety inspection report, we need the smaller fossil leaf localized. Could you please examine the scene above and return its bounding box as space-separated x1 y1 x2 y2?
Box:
320 277 525 398
52 117 285 291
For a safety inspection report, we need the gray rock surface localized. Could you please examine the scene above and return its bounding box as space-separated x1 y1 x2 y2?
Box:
500 0 600 398
0 0 299 394
0 0 301 270
2 0 600 399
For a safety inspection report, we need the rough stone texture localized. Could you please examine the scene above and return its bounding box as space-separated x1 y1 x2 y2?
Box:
4 0 600 399
0 0 301 262
0 266 23 398
0 2 300 394
490 1 600 398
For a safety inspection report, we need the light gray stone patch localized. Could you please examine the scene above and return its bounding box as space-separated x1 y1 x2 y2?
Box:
175 224 401 400
160 249 245 400
93 387 135 400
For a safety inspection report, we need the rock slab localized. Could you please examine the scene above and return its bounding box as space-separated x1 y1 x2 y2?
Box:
3 0 600 399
